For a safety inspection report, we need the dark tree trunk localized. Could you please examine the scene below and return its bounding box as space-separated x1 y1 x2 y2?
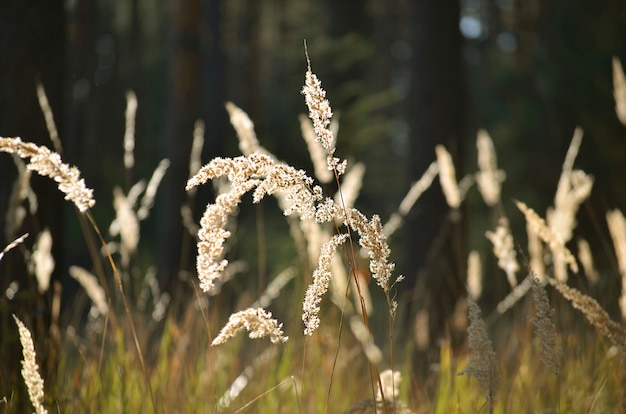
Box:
0 0 66 410
406 0 467 353
157 0 203 291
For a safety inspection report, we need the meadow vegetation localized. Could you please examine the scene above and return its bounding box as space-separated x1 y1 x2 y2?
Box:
1 53 626 413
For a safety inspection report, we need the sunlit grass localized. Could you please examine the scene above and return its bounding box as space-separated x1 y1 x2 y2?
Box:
2 56 626 414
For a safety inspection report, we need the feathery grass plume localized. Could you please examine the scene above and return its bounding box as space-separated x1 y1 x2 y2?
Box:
613 56 626 126
459 298 499 408
137 159 170 220
111 187 140 268
125 179 146 207
550 130 591 244
123 90 137 171
526 218 546 281
35 79 62 155
181 121 205 235
546 276 626 356
0 233 29 262
344 370 416 414
303 233 349 335
606 209 626 320
0 137 95 212
334 162 365 210
384 160 439 237
189 120 205 184
12 315 47 414
435 144 461 209
69 266 109 316
5 156 37 241
225 101 269 157
577 238 599 285
346 208 399 294
476 129 505 206
486 218 519 288
516 200 578 273
299 114 334 183
529 275 562 375
350 315 382 363
467 250 483 300
31 229 54 293
302 52 346 175
187 153 324 291
211 307 288 345
376 369 401 402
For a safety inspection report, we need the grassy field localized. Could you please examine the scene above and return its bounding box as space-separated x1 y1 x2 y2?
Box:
1 55 626 413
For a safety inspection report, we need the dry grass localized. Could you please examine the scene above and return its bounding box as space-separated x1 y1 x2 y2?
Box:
2 54 626 414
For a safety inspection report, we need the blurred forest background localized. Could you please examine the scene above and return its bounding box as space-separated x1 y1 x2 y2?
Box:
2 0 626 368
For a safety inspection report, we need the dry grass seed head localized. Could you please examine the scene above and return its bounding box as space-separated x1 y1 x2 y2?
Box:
123 90 137 171
188 154 324 292
529 275 562 375
137 159 170 221
303 233 349 335
383 160 439 237
606 209 626 320
302 57 346 175
334 162 365 210
5 156 36 241
69 266 109 316
613 56 626 126
13 315 47 414
299 113 334 184
225 101 268 157
577 237 599 285
346 208 397 294
547 277 626 356
459 298 499 403
35 80 62 155
32 229 54 293
435 144 461 209
111 187 140 267
212 307 288 345
0 137 95 212
467 250 483 300
476 129 505 206
486 218 519 288
516 201 579 273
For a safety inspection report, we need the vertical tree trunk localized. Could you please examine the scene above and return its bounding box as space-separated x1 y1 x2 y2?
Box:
406 0 467 350
157 0 202 290
0 1 65 410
